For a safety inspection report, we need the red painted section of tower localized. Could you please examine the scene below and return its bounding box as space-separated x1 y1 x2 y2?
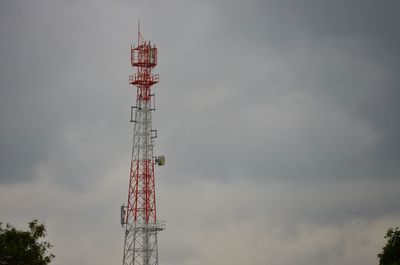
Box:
129 28 159 102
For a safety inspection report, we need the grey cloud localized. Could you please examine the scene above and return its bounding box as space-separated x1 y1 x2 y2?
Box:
0 0 132 185
152 0 400 183
1 1 400 265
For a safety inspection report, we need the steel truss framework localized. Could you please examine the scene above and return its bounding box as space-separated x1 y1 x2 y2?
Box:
122 25 164 265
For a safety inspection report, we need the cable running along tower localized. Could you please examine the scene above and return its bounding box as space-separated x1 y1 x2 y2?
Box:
121 25 165 265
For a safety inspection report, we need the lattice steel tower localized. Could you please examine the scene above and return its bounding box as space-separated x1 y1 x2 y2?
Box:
121 25 165 265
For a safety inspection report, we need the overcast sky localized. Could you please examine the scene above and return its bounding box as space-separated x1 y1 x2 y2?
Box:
1 0 400 264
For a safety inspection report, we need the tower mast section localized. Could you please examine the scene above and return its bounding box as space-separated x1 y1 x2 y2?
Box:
121 25 165 265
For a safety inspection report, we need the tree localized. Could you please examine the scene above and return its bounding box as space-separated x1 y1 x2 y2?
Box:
378 227 400 265
0 220 55 265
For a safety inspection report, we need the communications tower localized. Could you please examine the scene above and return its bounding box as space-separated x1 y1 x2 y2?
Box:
121 24 165 265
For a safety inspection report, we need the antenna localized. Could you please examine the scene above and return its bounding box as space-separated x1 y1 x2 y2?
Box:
121 26 165 265
137 20 140 45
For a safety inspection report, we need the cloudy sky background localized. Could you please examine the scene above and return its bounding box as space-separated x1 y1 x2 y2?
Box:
1 0 400 264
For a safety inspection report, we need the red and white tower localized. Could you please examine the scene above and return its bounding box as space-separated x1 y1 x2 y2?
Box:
121 25 165 265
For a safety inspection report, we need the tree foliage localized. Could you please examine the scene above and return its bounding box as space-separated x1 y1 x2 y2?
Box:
378 227 400 265
0 220 55 265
